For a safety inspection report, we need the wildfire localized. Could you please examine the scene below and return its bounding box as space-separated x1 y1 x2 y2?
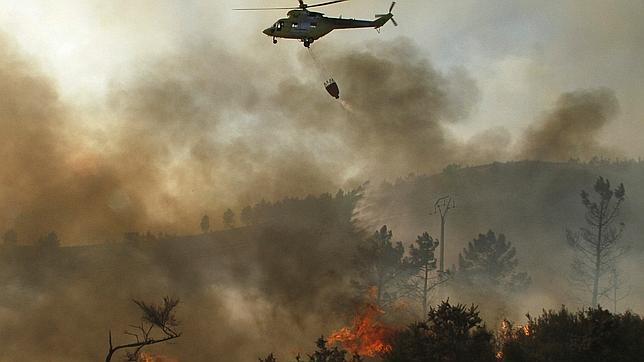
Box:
139 353 180 362
495 319 534 360
139 354 154 362
522 324 531 337
499 319 532 339
327 304 395 357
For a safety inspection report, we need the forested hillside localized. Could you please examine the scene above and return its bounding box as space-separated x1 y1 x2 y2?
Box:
1 160 642 361
360 159 644 312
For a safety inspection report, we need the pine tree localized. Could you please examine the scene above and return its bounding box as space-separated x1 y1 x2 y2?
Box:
36 232 60 248
354 226 410 308
567 176 626 306
241 205 254 226
223 208 236 229
2 229 17 246
200 214 210 234
403 232 444 316
385 300 496 362
457 230 530 292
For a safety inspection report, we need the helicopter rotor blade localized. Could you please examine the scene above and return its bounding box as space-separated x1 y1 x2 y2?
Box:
233 6 298 10
306 0 350 9
375 2 396 17
234 0 348 10
391 18 398 26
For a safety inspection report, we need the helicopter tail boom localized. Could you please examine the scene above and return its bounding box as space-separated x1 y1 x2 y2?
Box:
329 1 397 31
373 14 393 28
328 18 375 29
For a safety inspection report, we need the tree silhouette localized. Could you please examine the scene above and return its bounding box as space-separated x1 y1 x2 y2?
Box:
36 231 60 248
456 230 530 292
105 297 181 362
259 337 362 362
259 353 277 362
501 306 644 361
385 300 496 362
223 208 236 229
307 336 352 362
241 205 254 226
403 232 446 316
567 176 626 306
200 214 210 234
238 187 363 231
354 225 410 308
2 229 17 246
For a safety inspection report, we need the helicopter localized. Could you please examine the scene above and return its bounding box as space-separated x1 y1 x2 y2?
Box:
235 0 397 48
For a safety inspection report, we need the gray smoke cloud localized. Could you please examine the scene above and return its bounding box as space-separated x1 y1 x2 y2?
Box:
520 88 620 161
0 33 482 361
0 0 642 359
0 32 487 243
0 34 150 244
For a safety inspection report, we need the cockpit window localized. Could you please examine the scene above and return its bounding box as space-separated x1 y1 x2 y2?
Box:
276 21 283 30
292 23 298 28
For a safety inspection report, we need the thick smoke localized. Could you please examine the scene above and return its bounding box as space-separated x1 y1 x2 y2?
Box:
105 37 487 235
317 40 479 175
0 35 149 244
1 27 623 245
520 88 619 161
0 5 640 359
0 33 484 360
1 33 484 244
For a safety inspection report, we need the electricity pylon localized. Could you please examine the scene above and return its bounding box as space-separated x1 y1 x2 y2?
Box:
433 195 456 273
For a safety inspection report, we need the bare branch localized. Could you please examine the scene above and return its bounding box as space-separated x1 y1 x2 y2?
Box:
105 297 182 362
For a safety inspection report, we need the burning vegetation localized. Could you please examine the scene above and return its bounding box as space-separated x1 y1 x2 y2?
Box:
328 304 395 357
0 163 643 360
262 301 644 361
105 297 181 362
138 354 179 362
497 306 644 361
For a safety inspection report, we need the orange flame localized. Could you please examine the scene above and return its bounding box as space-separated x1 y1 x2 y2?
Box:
328 304 394 357
139 354 154 362
495 319 534 360
139 353 180 362
522 324 531 337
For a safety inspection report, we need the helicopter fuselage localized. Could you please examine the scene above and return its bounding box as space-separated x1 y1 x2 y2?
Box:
263 10 391 46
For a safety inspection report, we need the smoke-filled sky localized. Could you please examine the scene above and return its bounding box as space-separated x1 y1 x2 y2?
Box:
1 2 643 361
1 0 643 243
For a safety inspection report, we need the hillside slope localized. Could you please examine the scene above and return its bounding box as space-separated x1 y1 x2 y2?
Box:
359 160 644 310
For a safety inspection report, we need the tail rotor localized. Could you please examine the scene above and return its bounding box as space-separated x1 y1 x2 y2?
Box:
375 2 397 27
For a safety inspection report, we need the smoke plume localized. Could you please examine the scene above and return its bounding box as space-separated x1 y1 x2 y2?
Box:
1 28 623 245
1 34 484 244
520 88 619 161
0 34 150 244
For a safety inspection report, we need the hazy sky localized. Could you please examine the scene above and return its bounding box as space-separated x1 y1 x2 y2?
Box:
1 0 643 241
1 0 641 150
